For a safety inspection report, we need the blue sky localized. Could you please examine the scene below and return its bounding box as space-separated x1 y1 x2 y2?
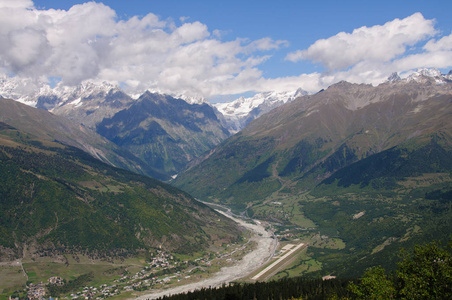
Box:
2 0 452 100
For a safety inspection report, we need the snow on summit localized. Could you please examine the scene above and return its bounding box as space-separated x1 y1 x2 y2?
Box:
214 89 307 132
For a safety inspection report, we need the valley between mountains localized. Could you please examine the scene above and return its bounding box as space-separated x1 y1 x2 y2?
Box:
1 69 452 299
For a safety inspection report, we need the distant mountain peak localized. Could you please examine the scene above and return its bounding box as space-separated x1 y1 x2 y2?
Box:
175 93 207 105
387 72 401 82
412 68 442 78
405 68 446 84
214 88 308 132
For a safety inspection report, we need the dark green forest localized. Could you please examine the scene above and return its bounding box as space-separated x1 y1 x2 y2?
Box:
0 122 239 259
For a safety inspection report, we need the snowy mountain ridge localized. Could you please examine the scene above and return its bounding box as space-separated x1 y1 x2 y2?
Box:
0 75 307 132
404 68 452 84
0 76 119 109
1 68 451 133
385 68 452 84
213 88 308 132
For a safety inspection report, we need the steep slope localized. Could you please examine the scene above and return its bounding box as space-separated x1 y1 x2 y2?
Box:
1 77 309 175
0 97 168 180
0 121 240 261
0 79 230 177
97 91 230 176
173 70 452 276
174 73 452 206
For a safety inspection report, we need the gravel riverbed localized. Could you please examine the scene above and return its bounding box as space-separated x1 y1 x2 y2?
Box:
136 211 278 300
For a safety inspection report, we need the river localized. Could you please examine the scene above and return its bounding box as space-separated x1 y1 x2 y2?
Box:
136 210 278 299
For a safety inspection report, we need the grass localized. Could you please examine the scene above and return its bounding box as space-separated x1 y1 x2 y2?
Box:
109 291 134 300
270 250 322 280
0 263 27 295
20 254 149 288
24 262 119 285
250 194 317 229
312 238 346 250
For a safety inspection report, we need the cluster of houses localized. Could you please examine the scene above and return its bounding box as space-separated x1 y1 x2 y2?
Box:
48 277 64 286
27 283 46 300
69 284 119 299
116 251 180 292
26 277 63 300
21 244 250 300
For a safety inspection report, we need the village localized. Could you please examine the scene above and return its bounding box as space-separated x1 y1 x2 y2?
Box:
18 241 253 300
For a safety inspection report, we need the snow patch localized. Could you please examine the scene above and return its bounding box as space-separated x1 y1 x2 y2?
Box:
69 98 83 107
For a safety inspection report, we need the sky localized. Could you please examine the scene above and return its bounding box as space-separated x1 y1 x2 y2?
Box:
1 0 452 101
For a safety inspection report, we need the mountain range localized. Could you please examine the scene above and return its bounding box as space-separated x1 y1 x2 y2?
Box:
2 68 452 278
0 118 240 261
0 77 305 177
96 91 230 175
0 97 168 180
173 69 452 276
213 88 307 133
174 69 452 203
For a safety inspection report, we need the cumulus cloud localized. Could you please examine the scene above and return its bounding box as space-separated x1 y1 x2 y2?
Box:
0 0 288 97
286 13 436 70
423 33 452 52
0 0 33 9
1 3 451 99
285 13 452 91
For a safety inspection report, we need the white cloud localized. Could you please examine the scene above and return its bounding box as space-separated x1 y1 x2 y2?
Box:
286 13 436 70
245 37 289 53
423 33 452 52
1 3 451 99
394 51 452 71
285 13 452 91
255 73 323 94
0 1 288 97
179 16 190 23
0 0 33 9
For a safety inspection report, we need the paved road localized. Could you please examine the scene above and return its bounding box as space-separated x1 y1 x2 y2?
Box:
136 211 278 300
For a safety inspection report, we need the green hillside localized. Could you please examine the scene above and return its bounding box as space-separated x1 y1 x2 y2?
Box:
0 121 239 260
299 135 452 277
173 79 452 276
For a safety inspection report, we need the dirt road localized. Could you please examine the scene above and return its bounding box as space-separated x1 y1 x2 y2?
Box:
136 211 278 300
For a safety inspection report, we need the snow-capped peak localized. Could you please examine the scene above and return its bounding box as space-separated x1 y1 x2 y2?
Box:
386 68 451 86
174 94 207 105
406 68 446 84
0 76 123 110
387 72 401 82
412 68 442 78
51 81 119 102
215 89 307 118
0 75 47 106
214 88 307 132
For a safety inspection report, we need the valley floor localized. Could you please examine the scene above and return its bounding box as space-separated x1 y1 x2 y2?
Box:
136 211 278 300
